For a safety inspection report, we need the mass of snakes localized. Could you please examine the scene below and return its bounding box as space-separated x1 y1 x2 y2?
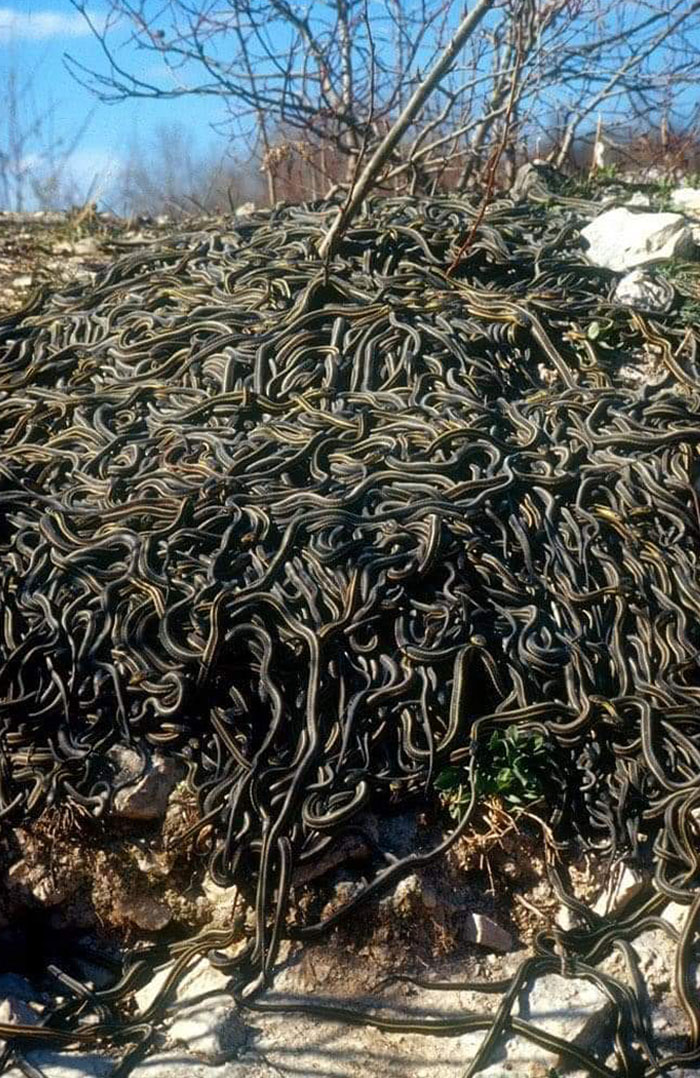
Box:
0 191 699 1076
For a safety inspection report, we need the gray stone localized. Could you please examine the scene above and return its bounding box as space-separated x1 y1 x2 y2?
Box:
600 183 631 207
168 994 247 1062
479 972 609 1078
625 191 651 208
135 955 231 1014
581 207 694 271
112 891 172 932
463 912 513 953
556 904 578 931
3 1052 114 1077
671 186 700 218
593 864 645 916
0 995 39 1027
386 871 422 914
612 268 674 313
201 877 241 925
112 750 181 820
72 237 101 256
107 743 146 782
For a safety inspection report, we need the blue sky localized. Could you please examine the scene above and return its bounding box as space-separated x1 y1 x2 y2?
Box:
3 1 700 211
0 1 238 209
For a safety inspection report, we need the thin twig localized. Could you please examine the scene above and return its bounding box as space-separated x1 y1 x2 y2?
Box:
447 10 524 277
323 0 376 282
318 0 496 260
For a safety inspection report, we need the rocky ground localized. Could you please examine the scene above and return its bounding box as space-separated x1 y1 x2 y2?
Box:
1 193 700 1077
0 206 173 314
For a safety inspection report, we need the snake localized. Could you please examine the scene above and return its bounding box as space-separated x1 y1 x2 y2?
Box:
1 193 699 1075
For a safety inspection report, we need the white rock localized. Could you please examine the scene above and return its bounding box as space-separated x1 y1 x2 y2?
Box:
593 864 644 917
135 955 230 1014
479 972 608 1078
0 995 39 1027
464 912 513 952
612 268 673 312
108 744 145 781
112 751 181 820
235 202 256 216
632 926 674 990
201 877 240 924
625 191 651 208
72 237 100 256
11 275 32 288
581 207 695 271
671 187 700 218
661 900 693 934
3 1051 114 1077
167 993 247 1062
556 903 578 931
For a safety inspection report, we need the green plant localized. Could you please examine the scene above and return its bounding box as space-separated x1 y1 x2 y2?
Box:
655 259 700 325
595 163 620 183
650 175 676 211
435 725 548 820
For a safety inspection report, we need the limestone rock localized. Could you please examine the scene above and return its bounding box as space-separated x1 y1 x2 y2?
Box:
0 995 39 1028
479 972 609 1078
111 749 181 820
112 891 172 932
135 955 230 1014
235 202 256 217
108 744 146 783
201 877 241 926
671 186 700 218
321 877 365 920
167 994 247 1062
382 873 512 951
3 1052 114 1077
464 912 513 952
581 207 694 271
625 191 651 208
593 864 644 917
612 268 674 313
599 187 650 210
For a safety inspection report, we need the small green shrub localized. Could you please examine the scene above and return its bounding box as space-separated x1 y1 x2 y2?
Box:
435 725 548 820
650 175 675 211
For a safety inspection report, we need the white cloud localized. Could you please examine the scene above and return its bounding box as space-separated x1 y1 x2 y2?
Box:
0 7 94 42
